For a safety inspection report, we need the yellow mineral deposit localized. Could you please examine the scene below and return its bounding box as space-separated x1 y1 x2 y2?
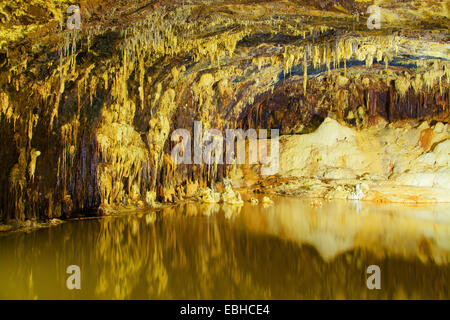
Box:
28 149 41 182
221 182 244 205
303 50 308 93
261 196 274 205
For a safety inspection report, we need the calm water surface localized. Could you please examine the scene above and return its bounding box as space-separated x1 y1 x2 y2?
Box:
0 195 449 299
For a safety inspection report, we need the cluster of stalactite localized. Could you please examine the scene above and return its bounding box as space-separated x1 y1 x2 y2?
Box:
240 66 450 133
0 0 449 223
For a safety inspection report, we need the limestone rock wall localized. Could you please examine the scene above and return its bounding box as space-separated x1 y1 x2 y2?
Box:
0 0 449 222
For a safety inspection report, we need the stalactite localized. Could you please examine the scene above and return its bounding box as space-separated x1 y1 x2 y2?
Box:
303 50 307 94
313 45 320 69
326 44 331 76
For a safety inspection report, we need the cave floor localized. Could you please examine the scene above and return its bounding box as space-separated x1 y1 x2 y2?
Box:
0 195 449 299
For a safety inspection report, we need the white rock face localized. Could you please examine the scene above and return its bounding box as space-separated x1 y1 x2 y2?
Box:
394 139 450 189
276 117 450 202
280 118 372 179
434 122 445 133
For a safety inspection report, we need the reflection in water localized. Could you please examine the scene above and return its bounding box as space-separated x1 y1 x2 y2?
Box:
0 196 449 299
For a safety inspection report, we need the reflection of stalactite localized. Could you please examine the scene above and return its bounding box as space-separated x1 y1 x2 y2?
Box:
3 198 449 298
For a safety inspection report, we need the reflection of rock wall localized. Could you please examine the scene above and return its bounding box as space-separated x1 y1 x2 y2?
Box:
1 199 449 299
238 196 450 265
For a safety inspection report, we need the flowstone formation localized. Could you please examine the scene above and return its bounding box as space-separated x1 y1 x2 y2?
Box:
0 0 449 224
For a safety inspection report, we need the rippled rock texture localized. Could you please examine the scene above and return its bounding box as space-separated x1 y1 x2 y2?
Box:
0 0 449 223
